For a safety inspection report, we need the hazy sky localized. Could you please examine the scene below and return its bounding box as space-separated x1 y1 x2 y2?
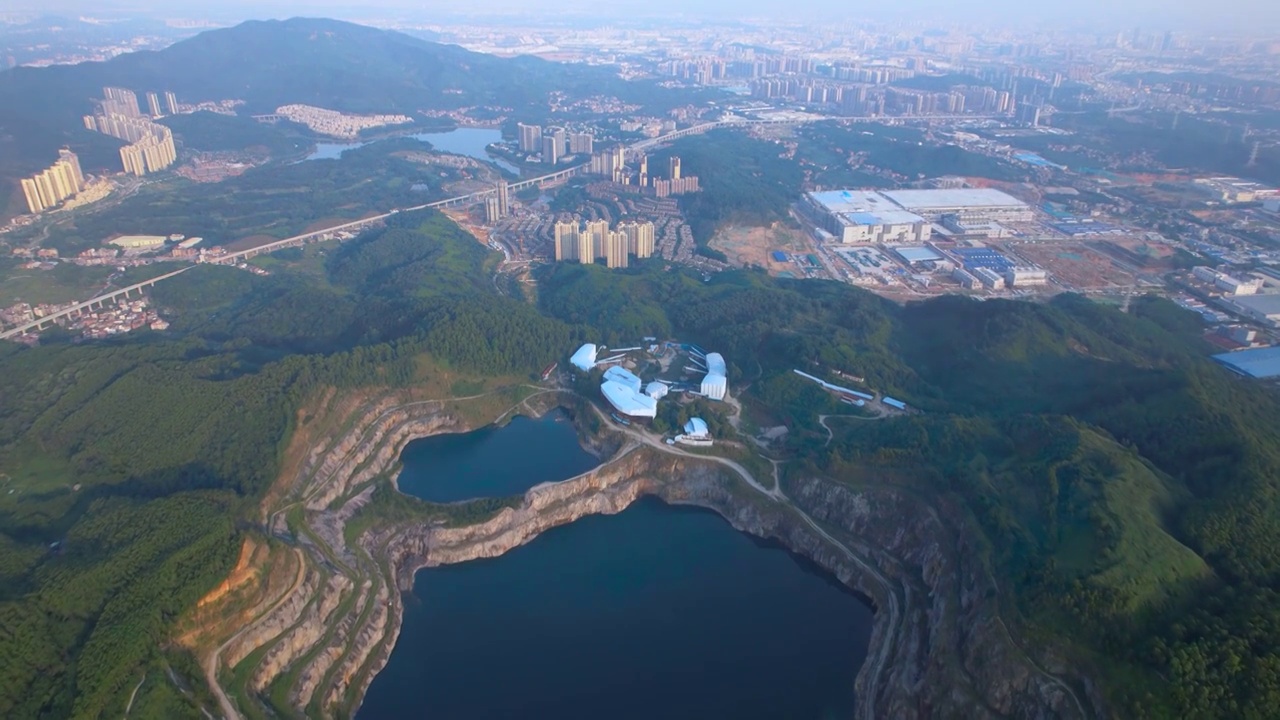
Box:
6 0 1280 34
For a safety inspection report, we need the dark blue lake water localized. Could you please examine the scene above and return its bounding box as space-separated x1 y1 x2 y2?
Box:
395 412 598 503
362 417 874 719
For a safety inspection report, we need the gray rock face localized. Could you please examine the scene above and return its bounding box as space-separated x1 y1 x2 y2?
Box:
227 397 1101 720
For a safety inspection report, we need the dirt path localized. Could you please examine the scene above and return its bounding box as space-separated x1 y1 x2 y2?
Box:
203 547 306 720
123 673 146 717
817 412 883 447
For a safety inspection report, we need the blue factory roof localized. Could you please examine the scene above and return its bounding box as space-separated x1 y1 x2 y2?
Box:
1213 346 1280 378
771 251 788 262
880 188 1028 211
953 247 1013 272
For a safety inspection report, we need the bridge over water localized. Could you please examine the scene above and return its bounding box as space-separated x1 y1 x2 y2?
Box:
1 115 839 340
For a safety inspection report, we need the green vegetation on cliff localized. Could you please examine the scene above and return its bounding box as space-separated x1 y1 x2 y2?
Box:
0 209 573 719
4 197 1280 719
538 262 1280 719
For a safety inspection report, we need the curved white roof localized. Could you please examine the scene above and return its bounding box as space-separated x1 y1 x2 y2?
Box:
645 381 669 399
701 352 727 400
603 365 643 393
570 343 598 371
683 418 709 437
601 380 657 418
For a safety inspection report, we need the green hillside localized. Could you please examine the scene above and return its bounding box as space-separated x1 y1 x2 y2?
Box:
0 210 578 717
2 232 1280 717
538 264 1280 718
0 17 702 218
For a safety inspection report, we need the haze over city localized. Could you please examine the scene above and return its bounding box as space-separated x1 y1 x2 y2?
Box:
1 4 1280 720
4 0 1280 32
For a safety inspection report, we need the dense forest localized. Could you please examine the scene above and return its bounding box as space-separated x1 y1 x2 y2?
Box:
4 205 1280 717
159 112 308 156
538 263 1280 719
0 210 576 718
798 123 1028 184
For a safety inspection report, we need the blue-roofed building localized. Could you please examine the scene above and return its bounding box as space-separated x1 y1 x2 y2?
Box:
893 246 944 264
953 247 1014 273
1213 346 1280 378
771 251 788 262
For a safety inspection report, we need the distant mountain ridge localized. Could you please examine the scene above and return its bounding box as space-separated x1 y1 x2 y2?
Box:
0 17 661 217
1 17 614 119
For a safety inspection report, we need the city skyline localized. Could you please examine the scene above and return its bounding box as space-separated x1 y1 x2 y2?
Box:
3 1 1280 33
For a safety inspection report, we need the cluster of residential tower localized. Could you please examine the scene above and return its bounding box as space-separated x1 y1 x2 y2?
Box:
82 87 178 176
554 220 656 268
20 149 85 214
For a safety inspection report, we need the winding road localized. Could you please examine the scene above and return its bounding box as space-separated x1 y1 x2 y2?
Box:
817 412 883 446
591 400 1090 720
586 403 900 720
208 383 1089 720
203 547 307 720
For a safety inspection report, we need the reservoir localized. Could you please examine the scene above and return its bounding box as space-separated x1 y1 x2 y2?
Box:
305 126 520 175
395 411 598 502
363 418 875 719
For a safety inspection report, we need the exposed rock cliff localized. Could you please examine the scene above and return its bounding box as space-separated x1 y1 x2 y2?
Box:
215 393 1102 720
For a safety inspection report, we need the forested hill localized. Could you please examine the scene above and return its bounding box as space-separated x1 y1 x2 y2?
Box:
0 17 699 194
0 210 581 718
538 263 1280 718
0 17 618 123
2 213 1279 718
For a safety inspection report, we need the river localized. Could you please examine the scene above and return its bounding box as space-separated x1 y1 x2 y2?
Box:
304 126 520 175
362 414 874 719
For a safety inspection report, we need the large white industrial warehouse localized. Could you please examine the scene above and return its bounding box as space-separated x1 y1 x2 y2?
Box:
805 188 1033 243
601 366 657 418
701 352 727 400
804 190 931 244
878 188 1034 223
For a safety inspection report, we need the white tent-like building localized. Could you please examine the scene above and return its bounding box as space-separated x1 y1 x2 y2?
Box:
700 352 727 400
601 380 658 418
645 381 669 399
683 418 709 439
603 366 643 392
601 366 656 418
570 343 598 371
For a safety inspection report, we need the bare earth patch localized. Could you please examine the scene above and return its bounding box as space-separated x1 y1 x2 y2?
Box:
709 223 814 276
